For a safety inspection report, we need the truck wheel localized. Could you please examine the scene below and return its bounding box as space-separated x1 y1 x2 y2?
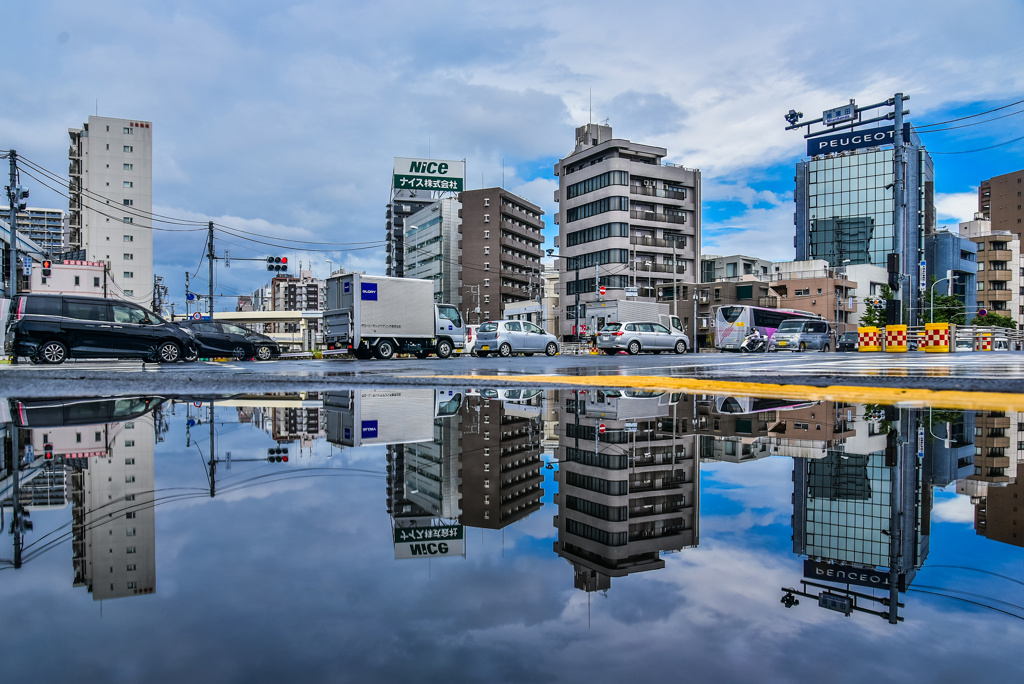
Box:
498 343 512 357
627 340 641 355
436 339 453 359
545 342 558 356
374 341 395 360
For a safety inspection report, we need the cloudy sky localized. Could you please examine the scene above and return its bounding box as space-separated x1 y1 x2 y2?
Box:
4 0 1024 309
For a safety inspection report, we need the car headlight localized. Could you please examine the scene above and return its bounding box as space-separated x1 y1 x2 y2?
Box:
182 327 194 336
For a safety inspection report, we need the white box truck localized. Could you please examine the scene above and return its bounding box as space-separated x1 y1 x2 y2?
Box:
323 388 463 447
585 299 684 334
323 274 465 359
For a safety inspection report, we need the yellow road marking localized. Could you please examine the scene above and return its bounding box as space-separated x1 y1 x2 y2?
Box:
427 374 1024 412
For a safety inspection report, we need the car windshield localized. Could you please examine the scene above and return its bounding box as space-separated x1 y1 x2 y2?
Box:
839 332 858 341
479 322 498 333
777 320 806 333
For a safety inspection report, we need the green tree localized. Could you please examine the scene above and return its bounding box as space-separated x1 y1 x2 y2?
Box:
971 311 1016 328
921 277 966 325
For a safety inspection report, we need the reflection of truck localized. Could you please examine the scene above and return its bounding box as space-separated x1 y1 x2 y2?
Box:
323 274 465 359
585 300 683 334
324 388 463 447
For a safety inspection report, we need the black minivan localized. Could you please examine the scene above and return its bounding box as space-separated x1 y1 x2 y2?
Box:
6 293 197 364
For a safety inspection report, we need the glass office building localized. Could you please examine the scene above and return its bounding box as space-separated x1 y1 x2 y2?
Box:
795 128 935 324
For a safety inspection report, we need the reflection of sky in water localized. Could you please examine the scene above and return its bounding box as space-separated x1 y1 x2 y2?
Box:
2 395 1023 682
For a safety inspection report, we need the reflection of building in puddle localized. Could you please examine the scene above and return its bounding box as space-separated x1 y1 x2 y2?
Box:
553 389 698 592
459 391 544 529
324 389 465 530
247 393 324 448
697 397 854 463
957 410 1024 548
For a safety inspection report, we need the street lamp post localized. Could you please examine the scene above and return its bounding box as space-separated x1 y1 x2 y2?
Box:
326 259 333 278
930 271 954 323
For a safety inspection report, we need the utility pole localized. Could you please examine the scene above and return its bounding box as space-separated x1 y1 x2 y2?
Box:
185 271 190 318
6 152 19 304
207 221 215 317
892 93 909 326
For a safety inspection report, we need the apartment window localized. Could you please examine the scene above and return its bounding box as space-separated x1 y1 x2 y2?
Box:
124 163 133 170
123 217 134 224
125 511 136 519
484 230 490 239
93 277 100 287
484 262 490 271
125 494 136 501
126 529 136 537
106 144 109 150
127 564 137 572
484 310 490 318
483 294 490 303
483 463 490 472
127 546 136 554
483 246 489 255
124 253 134 260
124 235 133 242
978 282 985 291
124 199 134 206
484 278 490 287
95 431 102 441
76 433 82 443
483 214 490 223
484 198 490 207
484 479 490 488
74 276 80 285
124 272 134 279
123 127 132 134
125 475 135 483
106 125 110 131
124 181 133 188
124 145 133 152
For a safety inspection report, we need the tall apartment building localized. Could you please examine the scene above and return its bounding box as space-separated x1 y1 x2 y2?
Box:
459 188 545 324
554 123 701 340
979 168 1024 238
403 197 462 306
960 216 1022 326
68 116 154 307
385 189 435 277
0 206 67 256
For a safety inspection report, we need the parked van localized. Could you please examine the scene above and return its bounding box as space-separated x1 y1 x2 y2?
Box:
6 293 197 364
768 318 831 352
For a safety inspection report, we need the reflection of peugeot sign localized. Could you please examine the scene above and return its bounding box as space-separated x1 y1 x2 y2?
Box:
361 420 378 439
361 283 377 301
804 560 908 591
808 123 911 156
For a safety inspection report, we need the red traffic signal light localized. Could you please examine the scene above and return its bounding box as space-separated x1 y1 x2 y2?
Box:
266 256 289 272
267 446 289 462
44 443 54 460
42 260 52 277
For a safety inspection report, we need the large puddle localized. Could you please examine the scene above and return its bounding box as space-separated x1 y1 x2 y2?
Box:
2 388 1022 681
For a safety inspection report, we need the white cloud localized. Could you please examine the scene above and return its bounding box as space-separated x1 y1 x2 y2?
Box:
932 493 976 524
936 192 981 225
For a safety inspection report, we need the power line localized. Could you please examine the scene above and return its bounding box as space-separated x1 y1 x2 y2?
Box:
915 106 1024 134
931 134 1024 155
915 97 1024 129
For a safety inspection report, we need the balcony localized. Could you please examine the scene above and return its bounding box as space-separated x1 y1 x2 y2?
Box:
630 235 688 249
988 250 1013 261
758 296 779 308
630 209 687 225
985 290 1012 301
630 186 688 201
500 234 543 257
635 262 687 275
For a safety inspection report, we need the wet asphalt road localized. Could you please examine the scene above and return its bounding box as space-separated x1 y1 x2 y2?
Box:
2 350 1024 398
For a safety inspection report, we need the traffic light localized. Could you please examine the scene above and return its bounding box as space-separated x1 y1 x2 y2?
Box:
15 185 29 211
44 443 54 460
887 253 900 290
267 446 289 462
42 260 52 277
266 256 288 272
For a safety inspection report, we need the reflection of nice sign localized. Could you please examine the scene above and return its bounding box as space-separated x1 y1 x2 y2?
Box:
393 157 465 192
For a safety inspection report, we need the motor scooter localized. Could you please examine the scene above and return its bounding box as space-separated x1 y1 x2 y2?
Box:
739 332 766 353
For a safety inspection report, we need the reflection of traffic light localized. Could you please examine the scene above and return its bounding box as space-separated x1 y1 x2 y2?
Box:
42 260 52 277
266 256 289 272
267 446 289 462
44 443 54 460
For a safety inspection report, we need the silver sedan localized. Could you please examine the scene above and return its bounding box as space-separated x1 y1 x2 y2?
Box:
475 320 559 357
597 321 689 355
